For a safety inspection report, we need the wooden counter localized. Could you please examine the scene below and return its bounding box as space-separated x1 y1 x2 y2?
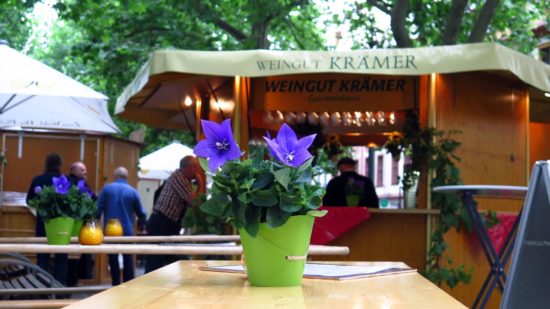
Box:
65 260 466 308
0 205 35 237
315 208 439 271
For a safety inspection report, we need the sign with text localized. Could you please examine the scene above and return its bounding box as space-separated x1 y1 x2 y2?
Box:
250 74 415 112
501 161 550 308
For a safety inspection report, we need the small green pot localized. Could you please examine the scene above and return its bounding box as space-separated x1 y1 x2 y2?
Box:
72 219 84 237
239 215 314 287
44 217 75 245
346 195 360 207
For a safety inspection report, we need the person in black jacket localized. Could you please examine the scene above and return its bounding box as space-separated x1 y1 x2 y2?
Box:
26 152 69 285
323 157 379 207
66 161 96 287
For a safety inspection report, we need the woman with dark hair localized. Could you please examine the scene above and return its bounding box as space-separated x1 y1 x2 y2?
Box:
26 152 69 285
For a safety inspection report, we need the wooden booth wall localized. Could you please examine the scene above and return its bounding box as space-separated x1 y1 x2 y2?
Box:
433 72 529 308
529 122 550 169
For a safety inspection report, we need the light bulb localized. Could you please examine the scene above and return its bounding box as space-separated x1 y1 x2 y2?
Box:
184 96 193 107
307 112 319 125
389 112 396 125
263 111 274 123
331 112 342 126
296 112 307 124
377 111 386 126
320 112 330 126
274 110 284 123
284 112 297 124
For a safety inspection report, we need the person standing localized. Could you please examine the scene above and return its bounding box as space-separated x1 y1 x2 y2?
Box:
323 157 379 207
26 153 69 285
96 167 146 286
66 161 96 287
145 155 203 273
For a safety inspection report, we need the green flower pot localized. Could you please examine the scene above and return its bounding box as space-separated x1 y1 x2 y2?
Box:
239 215 314 287
44 217 75 245
346 195 360 207
72 219 84 237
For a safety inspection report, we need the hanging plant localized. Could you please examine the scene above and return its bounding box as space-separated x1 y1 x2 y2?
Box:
385 110 473 288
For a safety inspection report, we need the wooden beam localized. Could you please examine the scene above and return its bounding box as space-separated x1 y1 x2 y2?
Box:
0 235 241 244
0 244 349 256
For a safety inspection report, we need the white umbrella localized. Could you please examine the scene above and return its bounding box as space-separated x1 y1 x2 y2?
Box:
139 142 194 180
0 42 119 134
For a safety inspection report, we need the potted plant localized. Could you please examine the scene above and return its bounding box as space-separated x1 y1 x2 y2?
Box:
28 176 96 244
194 119 326 287
344 178 365 207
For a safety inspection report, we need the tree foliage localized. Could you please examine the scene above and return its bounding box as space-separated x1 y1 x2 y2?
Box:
0 0 40 50
30 0 324 154
336 0 547 53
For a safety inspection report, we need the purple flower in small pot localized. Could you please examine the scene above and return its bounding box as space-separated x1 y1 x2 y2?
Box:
264 123 316 168
77 180 94 198
52 175 71 195
34 186 42 194
194 119 241 172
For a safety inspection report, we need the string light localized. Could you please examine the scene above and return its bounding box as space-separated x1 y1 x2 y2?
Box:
263 110 398 128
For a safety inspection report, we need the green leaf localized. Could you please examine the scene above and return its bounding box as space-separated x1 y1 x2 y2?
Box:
307 209 328 217
244 207 261 237
251 187 278 207
273 168 290 189
200 194 230 216
266 207 291 228
198 157 210 173
297 157 313 173
306 195 323 209
239 178 255 190
279 192 302 213
237 191 252 204
251 171 273 190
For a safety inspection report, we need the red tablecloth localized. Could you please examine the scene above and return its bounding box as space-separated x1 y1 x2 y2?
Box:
310 206 371 245
486 213 518 254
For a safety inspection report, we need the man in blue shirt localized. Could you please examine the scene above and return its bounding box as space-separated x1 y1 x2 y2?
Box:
97 166 146 286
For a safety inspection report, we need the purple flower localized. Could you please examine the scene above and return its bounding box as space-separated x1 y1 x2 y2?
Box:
52 175 71 195
77 180 94 198
34 186 42 194
263 123 316 168
194 119 241 172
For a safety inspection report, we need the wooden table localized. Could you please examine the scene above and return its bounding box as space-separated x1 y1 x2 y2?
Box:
66 261 466 308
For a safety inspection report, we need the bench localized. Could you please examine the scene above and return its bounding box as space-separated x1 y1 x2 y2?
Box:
0 258 63 300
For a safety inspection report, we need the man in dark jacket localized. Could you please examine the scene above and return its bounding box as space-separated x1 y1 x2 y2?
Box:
66 161 96 286
323 157 379 207
26 153 68 285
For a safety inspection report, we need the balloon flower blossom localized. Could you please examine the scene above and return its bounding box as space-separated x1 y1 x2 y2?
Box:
193 119 242 172
264 123 316 168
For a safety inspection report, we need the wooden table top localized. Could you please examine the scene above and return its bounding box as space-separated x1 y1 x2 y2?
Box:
66 261 466 308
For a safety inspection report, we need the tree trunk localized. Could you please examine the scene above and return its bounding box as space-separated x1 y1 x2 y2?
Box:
468 0 500 43
250 22 269 49
442 0 468 45
391 0 413 47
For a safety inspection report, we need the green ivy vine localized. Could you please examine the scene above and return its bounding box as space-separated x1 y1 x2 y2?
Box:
385 110 473 288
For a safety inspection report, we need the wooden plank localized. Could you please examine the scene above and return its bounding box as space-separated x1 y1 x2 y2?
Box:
0 235 241 244
0 299 78 309
0 244 349 256
0 286 108 296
